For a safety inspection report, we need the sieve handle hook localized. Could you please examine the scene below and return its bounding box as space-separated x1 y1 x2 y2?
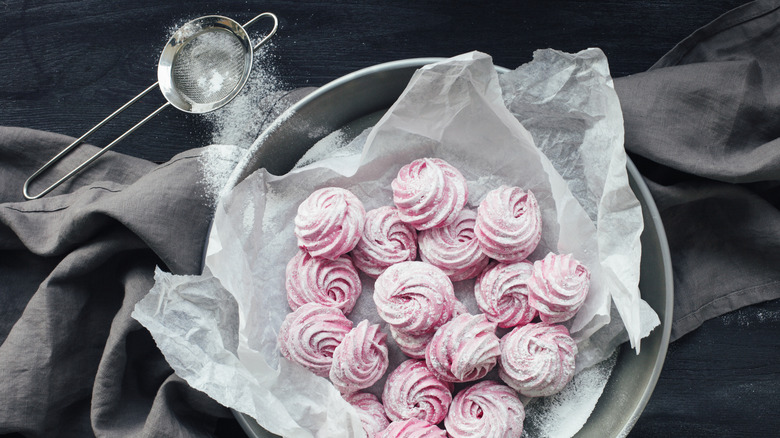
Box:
243 12 279 51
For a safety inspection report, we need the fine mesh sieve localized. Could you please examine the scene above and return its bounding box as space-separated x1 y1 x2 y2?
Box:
23 12 278 200
172 30 246 105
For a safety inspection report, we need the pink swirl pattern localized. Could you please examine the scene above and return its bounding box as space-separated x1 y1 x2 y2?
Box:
390 299 466 360
285 250 361 315
330 320 390 393
424 313 500 383
277 303 353 377
475 261 538 328
498 322 577 397
418 209 489 281
391 158 469 231
444 381 525 438
351 206 418 278
376 419 447 438
343 392 390 437
474 186 542 263
294 187 366 260
382 359 453 424
390 326 433 360
374 261 457 335
528 253 591 324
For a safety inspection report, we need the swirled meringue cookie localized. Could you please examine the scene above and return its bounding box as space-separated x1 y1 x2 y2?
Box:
285 250 362 315
390 326 434 360
475 261 538 328
474 186 542 263
294 187 366 260
382 359 453 424
351 206 418 278
425 313 500 383
392 158 469 231
528 252 590 324
444 381 525 438
330 320 390 393
343 392 391 437
376 418 447 438
277 303 353 377
418 209 490 281
498 322 577 397
374 261 457 335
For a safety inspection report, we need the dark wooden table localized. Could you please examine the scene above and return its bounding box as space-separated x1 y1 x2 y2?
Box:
2 1 778 437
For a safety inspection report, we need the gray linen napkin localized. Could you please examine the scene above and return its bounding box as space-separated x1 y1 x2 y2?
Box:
0 88 313 437
615 0 780 340
1 0 780 435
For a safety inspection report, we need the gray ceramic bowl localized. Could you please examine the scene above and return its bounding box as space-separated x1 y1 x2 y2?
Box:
229 59 673 438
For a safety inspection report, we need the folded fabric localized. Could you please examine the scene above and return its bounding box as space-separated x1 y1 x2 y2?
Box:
0 88 312 436
614 0 780 340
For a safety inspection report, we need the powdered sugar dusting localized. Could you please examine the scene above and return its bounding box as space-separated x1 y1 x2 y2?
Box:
721 305 780 328
296 129 348 168
198 43 287 203
522 350 617 438
199 144 246 202
242 197 256 238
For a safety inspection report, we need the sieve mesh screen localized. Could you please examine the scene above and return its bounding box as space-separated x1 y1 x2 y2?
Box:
172 29 247 105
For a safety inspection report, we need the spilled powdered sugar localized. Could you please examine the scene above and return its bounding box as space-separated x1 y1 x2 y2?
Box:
522 350 618 438
196 39 287 203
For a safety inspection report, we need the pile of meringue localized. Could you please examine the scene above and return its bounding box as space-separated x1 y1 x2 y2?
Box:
279 157 591 437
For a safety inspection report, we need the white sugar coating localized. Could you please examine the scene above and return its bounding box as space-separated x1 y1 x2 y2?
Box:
522 351 617 438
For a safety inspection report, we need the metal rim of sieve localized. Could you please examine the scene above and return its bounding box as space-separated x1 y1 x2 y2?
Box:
158 15 254 114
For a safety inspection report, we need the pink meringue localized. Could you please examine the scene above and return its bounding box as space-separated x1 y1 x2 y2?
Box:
351 206 418 278
277 303 353 377
382 359 453 424
374 261 457 336
330 320 390 393
390 326 434 360
424 313 500 383
474 261 538 328
285 250 362 315
418 209 489 281
528 253 590 324
376 419 447 438
474 186 542 263
392 158 469 231
294 187 366 260
343 392 391 437
498 322 577 398
444 381 525 438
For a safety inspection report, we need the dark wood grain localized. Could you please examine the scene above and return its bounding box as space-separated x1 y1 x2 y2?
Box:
2 1 777 437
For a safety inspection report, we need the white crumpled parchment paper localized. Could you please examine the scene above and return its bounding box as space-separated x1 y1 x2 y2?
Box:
132 50 660 437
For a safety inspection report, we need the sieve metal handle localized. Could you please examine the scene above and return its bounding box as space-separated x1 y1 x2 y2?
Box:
22 11 279 200
23 83 172 200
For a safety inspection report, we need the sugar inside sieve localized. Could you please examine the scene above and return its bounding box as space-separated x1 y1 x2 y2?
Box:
159 15 258 113
23 12 278 200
